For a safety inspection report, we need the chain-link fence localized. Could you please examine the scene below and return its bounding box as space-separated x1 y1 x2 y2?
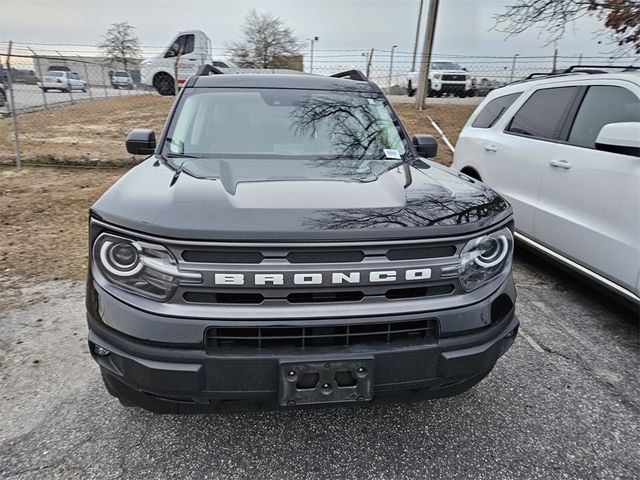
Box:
1 41 638 167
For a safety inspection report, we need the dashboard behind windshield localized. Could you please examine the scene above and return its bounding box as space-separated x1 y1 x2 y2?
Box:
164 88 408 160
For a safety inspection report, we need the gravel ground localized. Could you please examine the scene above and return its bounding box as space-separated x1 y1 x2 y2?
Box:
1 249 638 480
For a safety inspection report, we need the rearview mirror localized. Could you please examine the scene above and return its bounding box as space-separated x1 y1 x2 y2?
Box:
595 122 640 157
412 134 438 158
126 129 156 155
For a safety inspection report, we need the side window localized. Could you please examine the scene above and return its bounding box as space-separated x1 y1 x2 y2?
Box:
506 87 578 140
182 34 195 55
568 86 640 149
165 34 195 58
472 93 522 128
212 61 229 68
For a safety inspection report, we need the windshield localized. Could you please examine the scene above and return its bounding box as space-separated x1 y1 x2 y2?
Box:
164 88 407 160
114 71 128 77
48 71 65 77
431 62 463 71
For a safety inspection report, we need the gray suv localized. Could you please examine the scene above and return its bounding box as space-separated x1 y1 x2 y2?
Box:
86 68 518 413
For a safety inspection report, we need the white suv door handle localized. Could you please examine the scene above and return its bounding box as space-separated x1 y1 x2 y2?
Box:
549 159 572 169
484 144 498 153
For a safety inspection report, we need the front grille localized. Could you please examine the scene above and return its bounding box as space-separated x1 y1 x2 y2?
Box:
442 74 466 81
206 319 439 350
167 237 466 310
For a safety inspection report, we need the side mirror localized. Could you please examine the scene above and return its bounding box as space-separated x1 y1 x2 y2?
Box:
126 129 156 155
595 122 640 157
412 134 438 158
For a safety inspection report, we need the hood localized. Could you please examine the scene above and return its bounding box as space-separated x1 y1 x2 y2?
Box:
92 157 511 241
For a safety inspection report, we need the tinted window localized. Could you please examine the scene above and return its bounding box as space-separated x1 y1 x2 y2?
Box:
568 86 640 148
507 87 578 140
432 62 462 70
165 34 195 57
212 61 230 68
183 34 195 54
472 93 521 128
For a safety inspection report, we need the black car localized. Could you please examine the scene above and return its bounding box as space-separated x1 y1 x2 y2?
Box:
86 68 518 413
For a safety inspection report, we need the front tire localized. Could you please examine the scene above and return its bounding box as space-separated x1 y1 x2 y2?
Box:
427 80 437 97
154 73 175 96
407 80 416 97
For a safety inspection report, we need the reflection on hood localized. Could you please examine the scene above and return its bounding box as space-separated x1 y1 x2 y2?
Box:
169 157 406 195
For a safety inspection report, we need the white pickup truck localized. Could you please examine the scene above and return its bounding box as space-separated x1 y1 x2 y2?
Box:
140 30 237 95
407 61 472 98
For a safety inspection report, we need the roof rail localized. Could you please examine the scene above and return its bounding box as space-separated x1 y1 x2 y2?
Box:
563 64 639 73
196 64 226 76
330 69 368 81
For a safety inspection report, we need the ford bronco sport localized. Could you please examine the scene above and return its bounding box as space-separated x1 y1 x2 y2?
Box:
86 67 518 413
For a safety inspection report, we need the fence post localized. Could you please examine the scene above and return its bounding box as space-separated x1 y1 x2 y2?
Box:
101 64 108 98
6 41 22 169
80 55 93 99
28 47 48 109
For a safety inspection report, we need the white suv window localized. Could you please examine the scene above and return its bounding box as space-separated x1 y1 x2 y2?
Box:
568 86 640 149
472 93 521 128
506 86 578 140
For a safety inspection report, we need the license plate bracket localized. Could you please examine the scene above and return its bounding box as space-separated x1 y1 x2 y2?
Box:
278 358 374 406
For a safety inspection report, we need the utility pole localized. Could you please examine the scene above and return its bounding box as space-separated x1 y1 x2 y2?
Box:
509 53 520 82
388 45 397 91
309 36 318 74
414 0 440 111
411 0 425 72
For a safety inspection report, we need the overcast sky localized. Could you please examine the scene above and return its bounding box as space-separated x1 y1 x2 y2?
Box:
0 0 630 65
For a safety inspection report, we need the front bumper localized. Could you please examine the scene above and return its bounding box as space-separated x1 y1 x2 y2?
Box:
87 280 518 413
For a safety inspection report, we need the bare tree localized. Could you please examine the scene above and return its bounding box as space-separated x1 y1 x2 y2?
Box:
98 22 142 71
494 0 640 54
228 10 302 68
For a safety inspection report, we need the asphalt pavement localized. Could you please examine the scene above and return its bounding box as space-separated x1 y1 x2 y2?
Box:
0 83 153 114
0 248 638 480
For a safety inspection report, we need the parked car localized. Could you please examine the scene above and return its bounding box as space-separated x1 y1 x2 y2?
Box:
452 66 640 306
407 61 472 97
111 71 135 89
86 68 518 413
473 78 505 97
0 84 6 108
38 70 87 93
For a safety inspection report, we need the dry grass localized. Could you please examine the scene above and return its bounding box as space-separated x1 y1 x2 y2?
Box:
0 167 127 285
0 96 476 284
393 103 476 166
0 95 173 165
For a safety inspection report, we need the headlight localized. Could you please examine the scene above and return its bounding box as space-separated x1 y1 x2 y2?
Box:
458 227 513 292
433 73 442 79
93 233 201 301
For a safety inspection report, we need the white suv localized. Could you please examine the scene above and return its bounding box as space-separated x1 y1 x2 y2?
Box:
452 67 640 305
